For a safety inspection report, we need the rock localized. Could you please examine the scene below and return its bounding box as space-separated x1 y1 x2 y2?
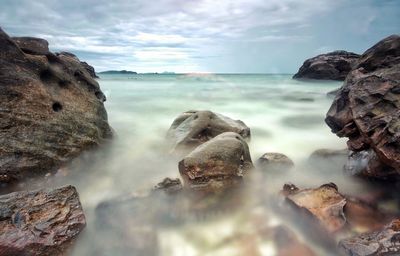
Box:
167 110 250 153
327 88 340 98
178 132 253 194
257 152 294 172
338 219 400 256
56 52 98 78
11 37 49 55
326 35 400 178
0 28 112 184
293 51 360 80
308 148 348 171
283 183 347 233
272 225 316 256
0 185 86 256
153 177 183 194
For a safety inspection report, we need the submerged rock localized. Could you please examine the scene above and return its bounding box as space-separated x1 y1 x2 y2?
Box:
308 148 348 171
293 51 360 80
326 34 400 178
179 132 253 194
0 185 86 256
257 152 294 172
339 219 400 256
0 28 112 184
167 110 250 153
272 225 316 256
153 177 183 194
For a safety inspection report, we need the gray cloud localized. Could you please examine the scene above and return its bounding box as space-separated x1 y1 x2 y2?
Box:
1 0 398 72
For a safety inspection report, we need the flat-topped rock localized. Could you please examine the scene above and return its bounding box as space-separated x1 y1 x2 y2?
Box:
293 50 360 80
0 185 86 256
167 110 250 154
0 28 112 184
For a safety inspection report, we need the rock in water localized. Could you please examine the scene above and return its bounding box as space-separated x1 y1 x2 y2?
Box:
257 152 294 172
326 35 400 178
339 219 400 256
0 28 112 183
293 51 360 80
167 110 250 153
0 185 86 256
179 132 253 193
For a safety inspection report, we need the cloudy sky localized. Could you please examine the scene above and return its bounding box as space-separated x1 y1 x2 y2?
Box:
1 0 399 73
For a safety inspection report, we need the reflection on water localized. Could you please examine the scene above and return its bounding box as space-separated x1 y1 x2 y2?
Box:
26 74 378 255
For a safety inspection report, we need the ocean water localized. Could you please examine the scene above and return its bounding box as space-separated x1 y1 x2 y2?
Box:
49 73 373 255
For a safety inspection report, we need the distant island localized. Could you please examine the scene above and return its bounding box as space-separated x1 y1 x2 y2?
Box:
98 70 138 74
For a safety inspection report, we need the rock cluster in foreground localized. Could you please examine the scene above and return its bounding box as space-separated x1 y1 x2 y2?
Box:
0 28 112 184
293 51 360 80
326 34 400 178
0 185 86 256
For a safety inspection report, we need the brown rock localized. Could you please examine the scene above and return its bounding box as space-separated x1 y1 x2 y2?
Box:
326 35 400 178
339 219 400 256
11 36 49 55
167 110 250 154
283 183 347 233
0 185 86 256
293 51 360 80
0 28 112 184
273 226 316 256
178 132 253 194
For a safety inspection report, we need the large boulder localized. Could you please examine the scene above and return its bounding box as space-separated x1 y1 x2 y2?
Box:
0 28 112 184
325 35 400 178
293 51 360 80
178 132 253 194
167 110 250 153
0 185 86 256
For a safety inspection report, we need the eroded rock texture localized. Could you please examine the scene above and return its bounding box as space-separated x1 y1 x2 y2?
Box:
0 185 86 256
167 110 250 153
293 51 360 80
179 132 253 193
339 219 400 256
0 28 112 183
326 35 400 178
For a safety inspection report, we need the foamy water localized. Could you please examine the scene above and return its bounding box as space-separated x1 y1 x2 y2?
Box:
51 73 371 255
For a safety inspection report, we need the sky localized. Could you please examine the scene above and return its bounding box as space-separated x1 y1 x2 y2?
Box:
0 0 399 73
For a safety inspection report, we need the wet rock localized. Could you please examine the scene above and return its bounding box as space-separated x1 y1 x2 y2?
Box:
309 148 348 170
0 185 86 256
283 183 347 233
327 88 340 98
293 51 360 80
0 28 112 184
326 35 400 178
338 219 400 256
179 132 253 194
257 152 294 172
273 225 316 256
167 110 250 153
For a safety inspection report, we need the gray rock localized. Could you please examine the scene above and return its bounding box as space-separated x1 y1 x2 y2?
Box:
167 110 250 154
257 152 294 172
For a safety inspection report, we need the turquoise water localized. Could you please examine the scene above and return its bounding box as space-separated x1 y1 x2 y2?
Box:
61 73 364 255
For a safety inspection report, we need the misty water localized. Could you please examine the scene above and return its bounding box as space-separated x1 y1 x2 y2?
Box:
43 74 377 255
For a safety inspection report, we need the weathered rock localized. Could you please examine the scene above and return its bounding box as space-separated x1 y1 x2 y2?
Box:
11 37 50 55
179 132 253 193
0 185 86 256
56 52 99 78
294 51 360 80
153 177 183 194
339 219 400 256
167 110 250 153
0 28 112 184
283 183 347 233
257 152 294 172
326 35 400 178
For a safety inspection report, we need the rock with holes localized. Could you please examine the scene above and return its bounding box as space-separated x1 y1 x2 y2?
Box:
0 185 86 256
167 110 250 154
293 51 360 80
178 132 253 194
338 219 400 256
0 28 112 184
325 35 400 178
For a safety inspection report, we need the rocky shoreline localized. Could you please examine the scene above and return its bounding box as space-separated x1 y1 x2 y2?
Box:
0 26 399 256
